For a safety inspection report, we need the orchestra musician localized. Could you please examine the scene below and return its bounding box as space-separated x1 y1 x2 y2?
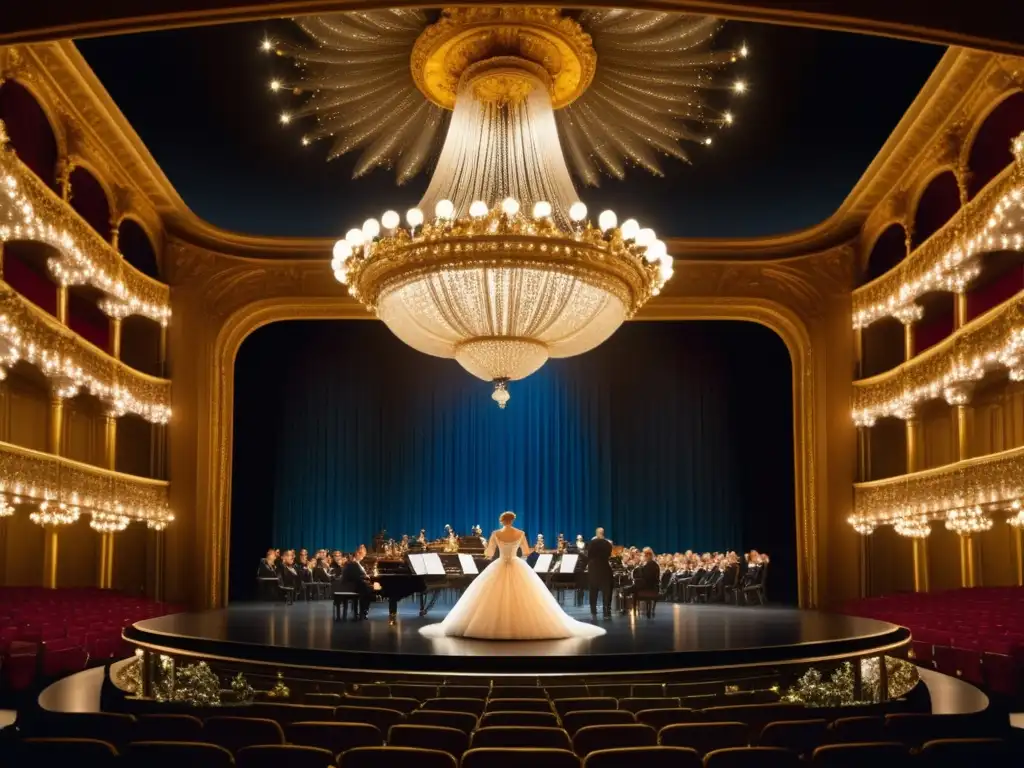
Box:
587 527 614 618
277 549 302 603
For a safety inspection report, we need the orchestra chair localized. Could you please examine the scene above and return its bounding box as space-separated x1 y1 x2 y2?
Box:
882 712 1007 746
490 685 548 699
462 747 581 768
256 577 280 602
757 719 831 757
704 746 801 768
236 744 334 768
486 697 555 713
471 725 573 751
583 746 701 768
702 704 807 732
440 684 491 698
561 709 635 736
303 692 343 706
408 708 479 734
343 695 419 714
250 702 334 724
809 742 908 768
480 711 561 729
333 705 406 733
741 565 768 606
572 724 657 756
340 746 458 768
125 741 235 768
333 590 360 620
17 737 118 767
553 697 618 718
618 697 681 713
390 683 440 701
634 708 703 731
421 697 486 716
632 588 660 618
134 714 205 742
657 722 749 756
285 721 383 753
918 738 1017 764
828 716 885 743
387 723 470 758
630 684 664 697
32 711 136 748
203 716 285 752
545 685 590 699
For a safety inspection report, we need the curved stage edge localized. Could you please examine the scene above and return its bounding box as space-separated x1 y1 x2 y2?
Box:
124 603 910 677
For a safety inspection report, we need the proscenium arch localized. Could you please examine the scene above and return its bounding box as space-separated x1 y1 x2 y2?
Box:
205 296 818 610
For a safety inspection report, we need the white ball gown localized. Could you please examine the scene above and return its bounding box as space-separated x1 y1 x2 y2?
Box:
419 528 606 640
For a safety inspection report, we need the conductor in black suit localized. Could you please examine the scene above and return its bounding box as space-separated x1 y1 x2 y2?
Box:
587 527 614 618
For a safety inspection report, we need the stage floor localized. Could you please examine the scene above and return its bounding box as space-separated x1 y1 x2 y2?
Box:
126 602 909 676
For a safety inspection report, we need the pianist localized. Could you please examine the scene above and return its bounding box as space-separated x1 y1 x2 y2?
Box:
337 546 379 619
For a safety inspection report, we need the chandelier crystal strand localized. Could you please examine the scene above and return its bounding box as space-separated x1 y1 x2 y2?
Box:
945 506 993 535
1007 499 1024 529
420 72 580 225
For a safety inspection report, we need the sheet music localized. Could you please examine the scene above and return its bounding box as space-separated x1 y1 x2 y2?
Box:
533 553 553 573
407 553 427 575
559 554 579 573
457 554 478 575
423 552 446 575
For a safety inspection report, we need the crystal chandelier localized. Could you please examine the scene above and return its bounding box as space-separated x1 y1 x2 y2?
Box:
945 506 993 535
0 493 13 517
848 516 876 536
1007 499 1024 529
894 515 930 538
30 500 81 527
269 8 748 406
90 511 131 533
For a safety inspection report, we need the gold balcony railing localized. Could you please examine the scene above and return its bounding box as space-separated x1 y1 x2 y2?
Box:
0 282 171 422
0 126 170 323
0 439 171 523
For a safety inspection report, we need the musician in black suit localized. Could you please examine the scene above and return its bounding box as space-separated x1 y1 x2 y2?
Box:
587 527 614 618
339 546 377 619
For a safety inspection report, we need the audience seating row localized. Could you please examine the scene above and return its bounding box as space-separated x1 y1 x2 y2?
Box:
841 587 1024 695
12 737 1020 768
0 587 181 692
17 707 1011 757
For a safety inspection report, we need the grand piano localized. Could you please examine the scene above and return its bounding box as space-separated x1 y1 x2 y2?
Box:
368 552 490 619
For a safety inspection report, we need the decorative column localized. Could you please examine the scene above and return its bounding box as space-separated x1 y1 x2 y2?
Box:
854 325 869 597
99 413 118 588
946 508 991 588
42 524 59 589
44 393 64 588
912 538 930 592
1008 502 1024 587
56 283 68 325
109 316 122 360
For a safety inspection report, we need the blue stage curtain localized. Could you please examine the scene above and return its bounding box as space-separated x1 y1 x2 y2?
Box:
231 319 795 600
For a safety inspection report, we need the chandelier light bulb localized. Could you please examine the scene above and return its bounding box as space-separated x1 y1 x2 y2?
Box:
645 240 667 263
406 208 424 228
381 210 400 230
568 201 588 222
345 228 365 248
332 240 353 262
621 219 640 241
435 199 455 220
362 218 381 240
469 200 489 218
501 197 520 217
635 228 656 248
333 268 348 284
659 256 674 281
598 210 617 232
532 201 552 219
733 80 747 94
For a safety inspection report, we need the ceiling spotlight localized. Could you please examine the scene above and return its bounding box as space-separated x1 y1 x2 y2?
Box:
704 137 713 146
733 80 747 94
724 111 734 125
279 112 291 125
260 38 274 52
740 44 749 58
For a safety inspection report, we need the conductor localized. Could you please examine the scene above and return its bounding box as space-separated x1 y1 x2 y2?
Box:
587 527 614 618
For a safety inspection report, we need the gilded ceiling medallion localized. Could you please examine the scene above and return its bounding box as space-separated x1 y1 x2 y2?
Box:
411 7 596 110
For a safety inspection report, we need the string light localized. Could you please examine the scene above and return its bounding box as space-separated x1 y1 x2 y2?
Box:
0 129 171 324
30 500 80 527
1007 500 1024 529
90 511 130 533
853 134 1024 329
852 298 1024 427
945 506 993 535
0 300 171 424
